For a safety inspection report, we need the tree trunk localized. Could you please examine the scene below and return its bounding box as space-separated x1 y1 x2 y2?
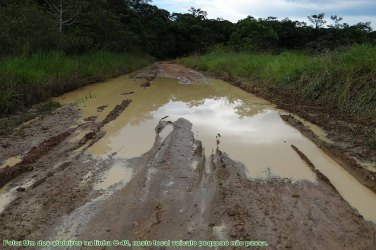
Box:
59 0 63 32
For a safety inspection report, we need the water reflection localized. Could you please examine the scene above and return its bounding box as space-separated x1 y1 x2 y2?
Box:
74 77 315 182
56 74 376 222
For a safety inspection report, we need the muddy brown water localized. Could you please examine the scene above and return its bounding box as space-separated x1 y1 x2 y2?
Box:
94 163 133 191
56 74 376 223
0 155 22 169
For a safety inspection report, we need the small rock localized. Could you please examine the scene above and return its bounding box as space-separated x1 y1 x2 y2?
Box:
140 82 151 88
16 187 26 192
227 209 237 216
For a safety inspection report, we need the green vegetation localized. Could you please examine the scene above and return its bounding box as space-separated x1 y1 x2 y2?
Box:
1 0 375 122
0 51 153 115
179 45 376 123
0 0 234 59
1 1 374 59
0 100 61 135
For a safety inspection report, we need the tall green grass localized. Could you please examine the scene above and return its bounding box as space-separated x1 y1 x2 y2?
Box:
179 45 376 123
0 51 153 115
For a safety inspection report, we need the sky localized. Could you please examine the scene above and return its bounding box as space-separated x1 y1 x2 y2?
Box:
153 0 376 28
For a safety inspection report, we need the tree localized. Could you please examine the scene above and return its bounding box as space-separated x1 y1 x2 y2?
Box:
0 0 374 57
329 15 344 29
45 0 81 32
355 22 372 32
188 7 207 20
0 1 58 55
307 13 326 29
230 17 278 51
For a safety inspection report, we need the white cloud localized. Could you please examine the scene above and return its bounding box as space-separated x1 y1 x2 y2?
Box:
153 0 376 27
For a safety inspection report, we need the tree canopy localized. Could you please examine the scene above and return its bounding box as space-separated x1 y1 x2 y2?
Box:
0 0 374 58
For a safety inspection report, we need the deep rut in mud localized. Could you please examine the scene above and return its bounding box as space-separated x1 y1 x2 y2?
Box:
0 62 376 250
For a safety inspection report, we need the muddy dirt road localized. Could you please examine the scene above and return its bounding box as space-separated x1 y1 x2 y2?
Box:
1 62 376 249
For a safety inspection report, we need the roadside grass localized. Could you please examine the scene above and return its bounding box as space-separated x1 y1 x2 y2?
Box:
178 45 376 124
368 134 376 150
0 51 153 116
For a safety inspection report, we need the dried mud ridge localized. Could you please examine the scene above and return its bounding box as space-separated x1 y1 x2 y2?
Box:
0 64 375 249
0 130 73 188
0 99 137 243
133 61 207 85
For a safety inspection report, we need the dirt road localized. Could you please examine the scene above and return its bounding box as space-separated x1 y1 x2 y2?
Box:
0 63 375 249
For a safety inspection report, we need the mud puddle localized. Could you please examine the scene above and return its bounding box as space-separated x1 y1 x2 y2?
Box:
0 155 23 169
94 162 133 190
56 66 376 223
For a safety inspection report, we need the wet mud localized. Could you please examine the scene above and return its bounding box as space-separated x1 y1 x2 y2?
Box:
216 73 376 170
79 118 376 250
282 114 376 193
0 63 376 249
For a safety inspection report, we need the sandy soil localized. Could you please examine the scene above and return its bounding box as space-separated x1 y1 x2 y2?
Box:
0 63 375 250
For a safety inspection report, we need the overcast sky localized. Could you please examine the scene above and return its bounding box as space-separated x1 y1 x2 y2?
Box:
153 0 376 28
